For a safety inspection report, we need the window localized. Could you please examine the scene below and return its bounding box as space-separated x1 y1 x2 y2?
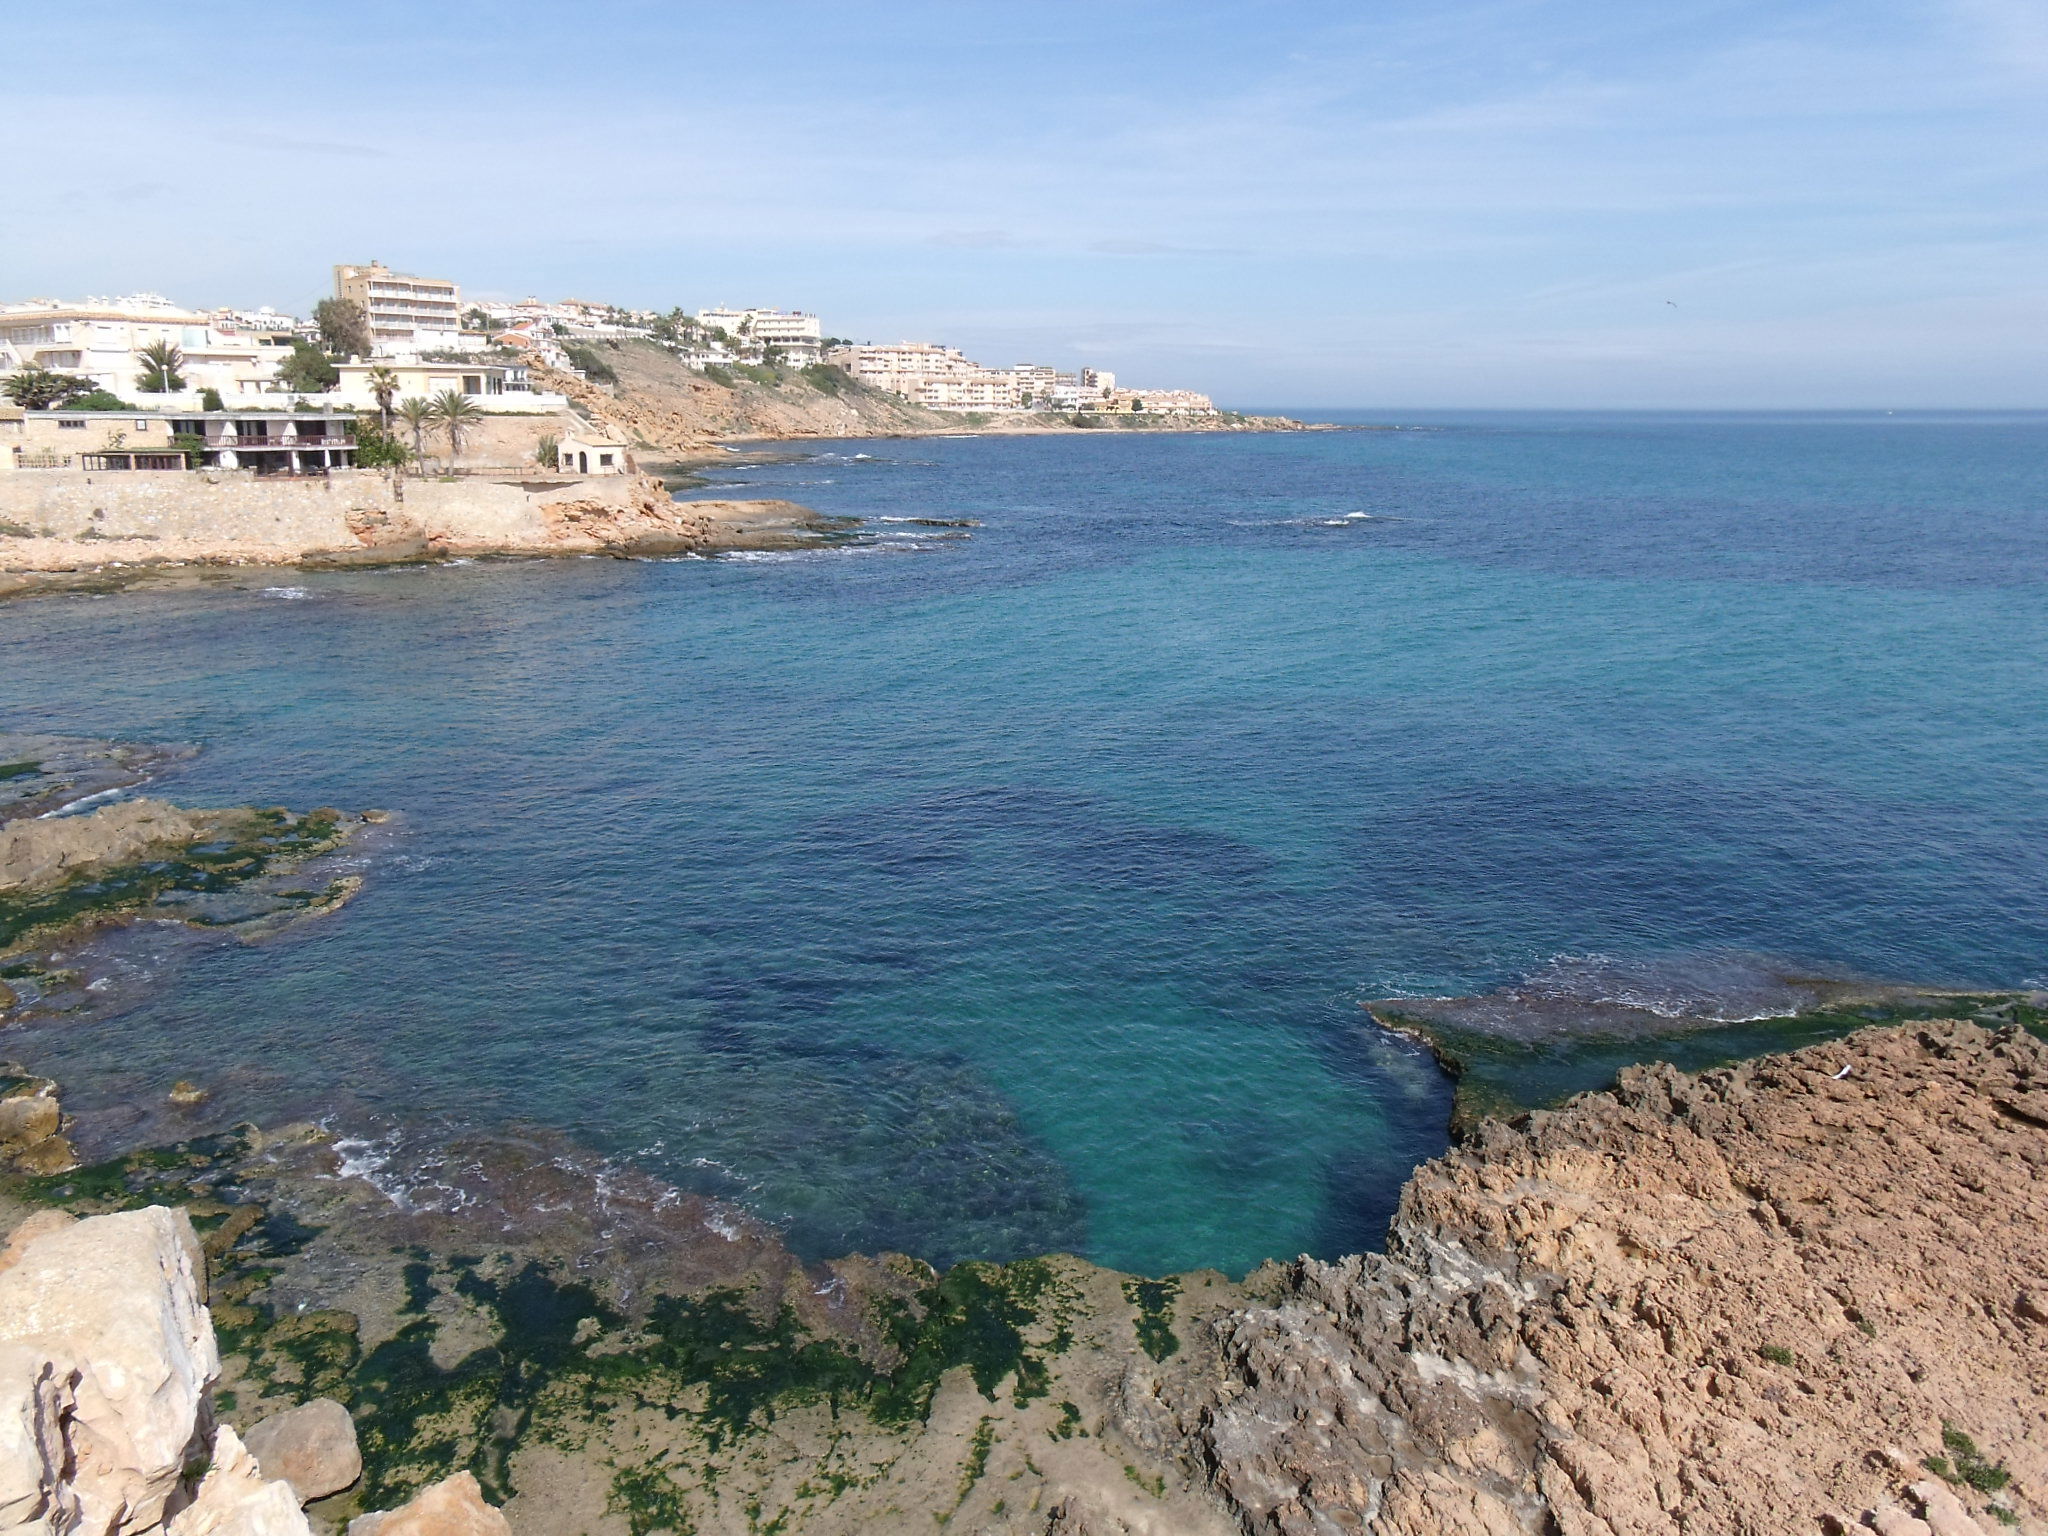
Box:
599 453 614 467
59 420 85 430
134 419 150 430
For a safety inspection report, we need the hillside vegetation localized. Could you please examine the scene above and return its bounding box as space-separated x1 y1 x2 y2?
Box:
527 340 1298 456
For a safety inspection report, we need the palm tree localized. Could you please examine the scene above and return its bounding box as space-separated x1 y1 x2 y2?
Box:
428 389 483 472
364 366 399 431
135 340 187 394
395 397 434 469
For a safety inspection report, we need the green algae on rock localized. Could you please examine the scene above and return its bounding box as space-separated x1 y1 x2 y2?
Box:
1369 981 2048 1134
0 735 375 1023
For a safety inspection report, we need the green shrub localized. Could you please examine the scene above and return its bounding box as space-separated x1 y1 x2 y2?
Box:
563 344 618 384
1936 1425 2011 1493
1758 1345 1794 1366
353 422 411 468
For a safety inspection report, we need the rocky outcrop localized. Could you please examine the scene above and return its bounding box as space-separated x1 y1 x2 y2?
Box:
0 1206 218 1535
0 471 832 592
239 1401 358 1504
347 1474 510 1536
0 1086 75 1179
165 1428 309 1536
2 781 368 1028
0 801 210 895
1185 1020 2045 1533
0 1205 500 1536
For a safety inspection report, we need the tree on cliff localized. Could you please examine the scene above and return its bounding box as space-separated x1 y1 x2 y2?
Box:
3 366 97 410
427 389 482 470
396 396 434 467
278 341 340 395
314 298 373 360
134 341 187 394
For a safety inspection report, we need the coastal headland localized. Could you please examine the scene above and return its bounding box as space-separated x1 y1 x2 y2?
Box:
0 468 838 599
2 739 2044 1535
515 341 1311 459
0 340 1314 597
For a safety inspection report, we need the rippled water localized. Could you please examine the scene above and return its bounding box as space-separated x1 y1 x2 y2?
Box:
3 411 2045 1275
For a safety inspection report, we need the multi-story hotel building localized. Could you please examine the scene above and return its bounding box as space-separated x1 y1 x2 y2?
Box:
697 307 824 366
333 262 464 354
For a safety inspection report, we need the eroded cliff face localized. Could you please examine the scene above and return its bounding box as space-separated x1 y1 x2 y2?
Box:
1181 1019 2047 1535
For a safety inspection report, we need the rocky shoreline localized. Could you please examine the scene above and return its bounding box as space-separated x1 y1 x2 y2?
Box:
3 1015 2041 1535
0 471 851 602
3 740 2043 1533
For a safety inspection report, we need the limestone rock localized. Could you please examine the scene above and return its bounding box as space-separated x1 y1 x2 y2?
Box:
1183 1021 2048 1534
1906 1480 1993 1536
0 799 208 894
240 1399 360 1503
347 1473 510 1536
166 1426 311 1536
0 1212 74 1277
0 1082 75 1177
0 1340 79 1532
0 1205 219 1536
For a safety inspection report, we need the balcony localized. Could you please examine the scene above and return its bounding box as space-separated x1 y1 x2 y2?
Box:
218 435 356 449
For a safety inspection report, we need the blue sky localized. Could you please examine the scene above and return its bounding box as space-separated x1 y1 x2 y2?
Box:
11 0 2045 406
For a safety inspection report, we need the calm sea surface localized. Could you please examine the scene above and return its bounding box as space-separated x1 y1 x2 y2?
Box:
3 411 2045 1275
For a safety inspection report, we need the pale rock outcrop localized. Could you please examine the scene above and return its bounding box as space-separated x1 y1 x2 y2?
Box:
239 1401 359 1504
346 1474 510 1536
0 1206 218 1536
0 1343 79 1533
164 1428 308 1536
0 1215 72 1278
0 801 208 894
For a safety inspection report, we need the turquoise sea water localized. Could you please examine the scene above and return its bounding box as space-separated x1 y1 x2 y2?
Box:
3 411 2046 1276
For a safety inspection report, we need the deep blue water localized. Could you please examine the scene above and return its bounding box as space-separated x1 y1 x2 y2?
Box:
3 411 2045 1276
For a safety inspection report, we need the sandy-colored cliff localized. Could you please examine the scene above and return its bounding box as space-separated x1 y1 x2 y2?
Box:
524 341 1305 457
1184 1018 2045 1535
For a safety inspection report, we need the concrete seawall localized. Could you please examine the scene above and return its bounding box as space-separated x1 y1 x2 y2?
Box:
0 469 825 590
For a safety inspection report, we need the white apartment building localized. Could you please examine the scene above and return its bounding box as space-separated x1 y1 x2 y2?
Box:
333 262 466 354
1100 387 1217 416
827 341 973 396
698 308 823 365
0 294 283 400
916 373 1022 411
328 361 569 414
1004 365 1060 408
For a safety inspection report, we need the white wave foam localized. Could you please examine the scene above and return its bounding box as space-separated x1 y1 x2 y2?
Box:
261 586 312 600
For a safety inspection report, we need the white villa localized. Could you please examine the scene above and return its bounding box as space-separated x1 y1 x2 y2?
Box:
0 294 293 402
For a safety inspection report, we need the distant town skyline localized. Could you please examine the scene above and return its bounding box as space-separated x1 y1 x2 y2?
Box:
10 0 2045 407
